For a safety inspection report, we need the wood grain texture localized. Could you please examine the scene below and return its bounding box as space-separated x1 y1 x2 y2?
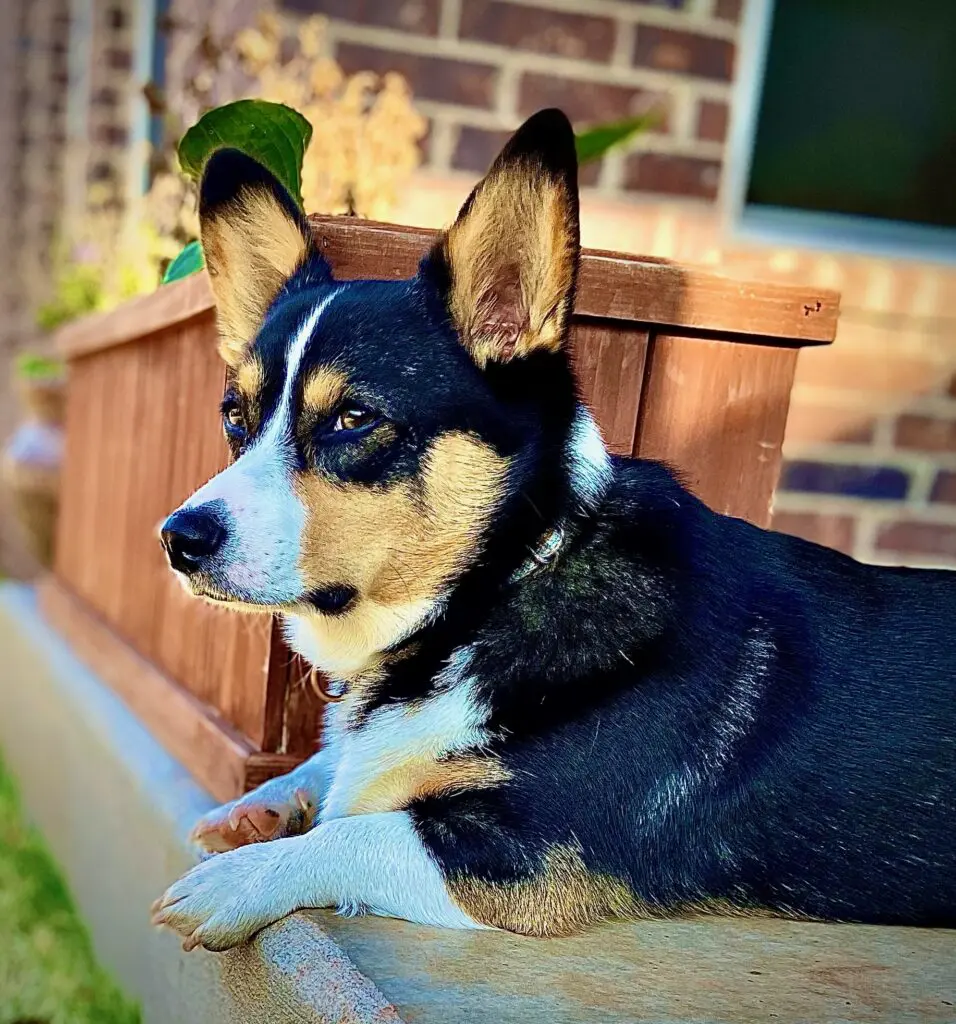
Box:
570 322 649 456
634 333 798 528
52 217 838 359
55 273 215 359
311 218 838 345
52 320 274 747
262 618 325 757
38 577 253 803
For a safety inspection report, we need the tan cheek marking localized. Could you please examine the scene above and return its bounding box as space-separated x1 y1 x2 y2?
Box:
449 846 642 937
203 189 309 366
302 367 347 419
295 431 508 606
348 754 511 816
443 173 575 367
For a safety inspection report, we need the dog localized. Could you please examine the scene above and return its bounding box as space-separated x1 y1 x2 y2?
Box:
151 109 956 952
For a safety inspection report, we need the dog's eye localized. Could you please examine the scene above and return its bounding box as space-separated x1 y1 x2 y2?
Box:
221 401 246 437
333 407 377 433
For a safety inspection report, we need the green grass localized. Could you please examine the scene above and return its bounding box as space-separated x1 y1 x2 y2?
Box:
0 756 140 1024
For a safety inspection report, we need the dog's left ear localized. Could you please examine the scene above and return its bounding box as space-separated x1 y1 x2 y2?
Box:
199 149 330 367
421 108 580 367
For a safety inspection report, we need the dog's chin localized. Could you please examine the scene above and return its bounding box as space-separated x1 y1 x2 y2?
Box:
178 574 357 617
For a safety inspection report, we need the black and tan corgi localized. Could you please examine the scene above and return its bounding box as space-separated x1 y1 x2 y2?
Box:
151 109 956 952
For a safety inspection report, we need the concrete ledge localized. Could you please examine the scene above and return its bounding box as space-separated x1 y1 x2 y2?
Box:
0 584 400 1024
1 582 954 1024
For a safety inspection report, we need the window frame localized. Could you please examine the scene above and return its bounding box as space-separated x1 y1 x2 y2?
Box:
722 0 956 266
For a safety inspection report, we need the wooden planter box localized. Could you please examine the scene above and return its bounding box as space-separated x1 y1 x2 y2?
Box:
40 217 838 803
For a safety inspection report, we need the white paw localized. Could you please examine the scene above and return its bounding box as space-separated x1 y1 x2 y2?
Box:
152 839 305 951
190 778 317 854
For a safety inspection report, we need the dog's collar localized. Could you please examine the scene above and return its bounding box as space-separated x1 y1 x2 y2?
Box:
510 525 567 583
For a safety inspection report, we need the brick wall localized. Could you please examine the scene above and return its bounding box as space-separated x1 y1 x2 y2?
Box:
0 0 138 577
281 0 740 200
0 0 70 578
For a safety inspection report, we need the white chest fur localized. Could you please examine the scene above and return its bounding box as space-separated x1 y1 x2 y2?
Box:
319 656 493 820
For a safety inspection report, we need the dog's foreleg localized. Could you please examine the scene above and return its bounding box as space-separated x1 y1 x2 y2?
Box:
190 749 334 853
153 810 484 950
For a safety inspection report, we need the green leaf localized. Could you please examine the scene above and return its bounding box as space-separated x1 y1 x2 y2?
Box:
575 114 657 165
177 100 313 208
162 240 205 285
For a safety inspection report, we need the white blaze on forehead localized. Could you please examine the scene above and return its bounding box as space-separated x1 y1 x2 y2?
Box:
255 288 341 452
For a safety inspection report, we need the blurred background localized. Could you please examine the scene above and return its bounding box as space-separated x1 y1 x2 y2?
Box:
0 0 954 572
3 0 956 585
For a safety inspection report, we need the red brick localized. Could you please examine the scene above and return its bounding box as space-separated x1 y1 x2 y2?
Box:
452 125 601 185
773 511 857 555
633 26 734 81
714 0 743 21
931 471 956 504
876 521 956 559
894 414 956 454
518 73 669 130
624 152 721 199
696 99 728 142
105 48 132 71
452 126 510 174
795 350 948 395
336 43 497 108
281 0 440 35
93 123 128 146
460 1 615 62
784 404 875 446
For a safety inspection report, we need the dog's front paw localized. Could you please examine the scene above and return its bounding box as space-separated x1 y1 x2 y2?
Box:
152 840 303 951
190 778 316 854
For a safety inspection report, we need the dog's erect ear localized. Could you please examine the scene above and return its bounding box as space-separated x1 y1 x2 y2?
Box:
199 149 329 367
422 108 580 367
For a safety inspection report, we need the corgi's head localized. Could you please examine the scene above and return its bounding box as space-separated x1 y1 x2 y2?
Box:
160 109 610 678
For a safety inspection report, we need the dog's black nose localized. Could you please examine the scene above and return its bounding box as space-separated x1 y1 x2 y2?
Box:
160 506 225 574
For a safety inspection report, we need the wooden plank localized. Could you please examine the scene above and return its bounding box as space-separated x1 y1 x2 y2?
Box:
38 577 253 803
263 619 326 757
52 218 839 359
634 334 798 528
55 273 215 359
570 322 648 456
244 752 308 792
311 218 839 345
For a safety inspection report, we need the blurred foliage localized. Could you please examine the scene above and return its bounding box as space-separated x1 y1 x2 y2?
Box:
35 185 189 330
161 239 204 285
576 113 657 165
0 754 140 1023
15 353 65 381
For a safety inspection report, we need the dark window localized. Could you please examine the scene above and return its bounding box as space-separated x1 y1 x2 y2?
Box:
748 0 956 231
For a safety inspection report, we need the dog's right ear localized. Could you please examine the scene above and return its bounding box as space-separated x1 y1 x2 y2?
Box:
199 149 330 367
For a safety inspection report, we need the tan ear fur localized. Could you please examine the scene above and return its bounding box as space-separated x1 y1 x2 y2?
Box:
432 110 580 367
201 187 311 367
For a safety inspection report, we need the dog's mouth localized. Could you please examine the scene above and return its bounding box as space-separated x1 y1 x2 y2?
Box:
184 576 357 616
